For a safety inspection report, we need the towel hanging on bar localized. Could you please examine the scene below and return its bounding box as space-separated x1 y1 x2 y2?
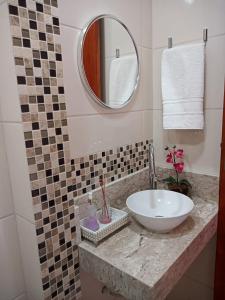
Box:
161 43 205 130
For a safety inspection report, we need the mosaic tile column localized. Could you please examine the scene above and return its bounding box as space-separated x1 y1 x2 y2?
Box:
7 0 81 298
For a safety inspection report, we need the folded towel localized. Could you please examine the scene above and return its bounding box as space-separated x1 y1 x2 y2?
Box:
109 54 137 107
161 43 205 129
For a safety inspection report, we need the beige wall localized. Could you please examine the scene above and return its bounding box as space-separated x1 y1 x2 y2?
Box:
59 0 153 158
152 0 225 177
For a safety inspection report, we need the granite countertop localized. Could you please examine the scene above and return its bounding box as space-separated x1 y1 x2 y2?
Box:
79 197 218 300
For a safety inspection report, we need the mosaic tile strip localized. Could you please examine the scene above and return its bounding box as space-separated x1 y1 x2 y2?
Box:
8 0 81 299
71 140 150 198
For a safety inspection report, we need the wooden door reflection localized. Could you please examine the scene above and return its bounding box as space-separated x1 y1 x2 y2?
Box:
83 20 102 99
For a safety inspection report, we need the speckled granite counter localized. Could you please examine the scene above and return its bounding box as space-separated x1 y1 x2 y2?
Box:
79 197 218 300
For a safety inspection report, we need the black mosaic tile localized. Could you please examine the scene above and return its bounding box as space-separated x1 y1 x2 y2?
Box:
30 20 37 29
58 86 64 94
55 53 62 61
50 69 56 77
39 32 46 41
41 51 48 59
8 5 18 15
46 112 53 120
36 2 44 12
17 76 26 85
23 38 31 48
52 17 59 26
35 77 42 85
18 0 27 7
33 59 41 67
21 104 29 113
44 86 51 94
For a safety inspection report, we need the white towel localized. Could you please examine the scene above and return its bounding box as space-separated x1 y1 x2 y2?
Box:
161 43 205 129
109 54 137 107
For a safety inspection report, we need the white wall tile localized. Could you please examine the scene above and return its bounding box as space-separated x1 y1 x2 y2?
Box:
16 216 43 300
141 47 153 109
205 35 225 109
142 0 152 48
68 111 144 157
3 123 34 223
153 109 222 176
0 123 14 218
58 0 142 46
152 0 225 48
152 48 163 110
0 215 25 300
0 2 21 122
143 110 153 141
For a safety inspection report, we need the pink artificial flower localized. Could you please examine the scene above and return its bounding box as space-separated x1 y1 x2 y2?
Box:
166 153 173 163
176 149 184 159
173 162 184 173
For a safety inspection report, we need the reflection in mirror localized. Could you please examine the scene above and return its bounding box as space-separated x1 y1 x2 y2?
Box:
79 15 139 109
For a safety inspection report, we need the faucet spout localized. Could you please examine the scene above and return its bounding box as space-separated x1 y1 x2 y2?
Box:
149 142 157 189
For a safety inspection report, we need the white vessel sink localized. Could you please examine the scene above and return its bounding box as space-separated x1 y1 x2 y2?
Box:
126 190 194 233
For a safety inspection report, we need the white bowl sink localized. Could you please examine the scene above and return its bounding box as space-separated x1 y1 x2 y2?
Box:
126 190 194 233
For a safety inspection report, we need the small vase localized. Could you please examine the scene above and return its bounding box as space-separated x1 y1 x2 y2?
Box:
99 201 111 224
168 183 189 196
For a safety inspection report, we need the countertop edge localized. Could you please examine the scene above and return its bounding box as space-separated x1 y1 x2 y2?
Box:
79 242 153 299
79 209 218 300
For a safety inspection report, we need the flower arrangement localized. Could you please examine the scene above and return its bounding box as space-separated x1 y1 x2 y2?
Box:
163 145 191 195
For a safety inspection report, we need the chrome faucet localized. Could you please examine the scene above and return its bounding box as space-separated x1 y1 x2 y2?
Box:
149 141 157 189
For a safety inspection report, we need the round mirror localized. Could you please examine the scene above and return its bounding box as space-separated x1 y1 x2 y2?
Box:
78 15 140 109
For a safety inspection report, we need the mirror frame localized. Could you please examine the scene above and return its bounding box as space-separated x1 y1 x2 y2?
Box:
78 14 140 109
